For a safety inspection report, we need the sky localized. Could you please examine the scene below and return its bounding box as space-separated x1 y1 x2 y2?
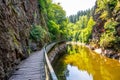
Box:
53 0 96 16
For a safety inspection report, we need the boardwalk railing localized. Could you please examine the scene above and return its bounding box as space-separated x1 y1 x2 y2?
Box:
43 41 66 80
44 44 58 80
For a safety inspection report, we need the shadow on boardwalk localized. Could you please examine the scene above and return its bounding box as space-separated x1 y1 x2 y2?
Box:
9 49 45 80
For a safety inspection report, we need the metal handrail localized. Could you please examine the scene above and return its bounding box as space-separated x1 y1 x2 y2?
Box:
44 44 58 80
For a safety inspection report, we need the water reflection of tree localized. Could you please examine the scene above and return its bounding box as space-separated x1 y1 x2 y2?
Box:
53 55 68 80
65 45 120 80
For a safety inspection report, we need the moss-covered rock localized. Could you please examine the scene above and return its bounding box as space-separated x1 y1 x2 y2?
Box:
0 0 50 79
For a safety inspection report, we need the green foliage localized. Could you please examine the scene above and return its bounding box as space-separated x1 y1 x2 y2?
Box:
38 0 68 41
69 9 93 23
96 0 117 19
46 3 67 40
76 15 89 29
94 0 120 51
30 25 47 42
38 0 47 13
47 20 60 40
99 20 118 48
108 0 117 11
63 23 75 40
37 0 119 52
96 0 109 12
114 1 120 11
47 3 66 24
64 15 95 43
100 11 108 20
38 0 95 43
100 32 115 48
104 20 117 31
79 17 95 43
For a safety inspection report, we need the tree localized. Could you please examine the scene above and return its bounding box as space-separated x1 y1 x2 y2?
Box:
79 17 95 43
47 3 67 40
69 9 93 23
76 15 88 29
47 20 60 40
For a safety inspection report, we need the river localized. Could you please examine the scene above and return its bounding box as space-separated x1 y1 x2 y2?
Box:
53 45 120 80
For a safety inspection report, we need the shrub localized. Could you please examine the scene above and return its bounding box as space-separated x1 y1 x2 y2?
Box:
99 20 118 48
30 25 47 42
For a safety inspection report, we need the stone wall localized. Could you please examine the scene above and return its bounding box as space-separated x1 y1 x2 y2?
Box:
47 43 67 64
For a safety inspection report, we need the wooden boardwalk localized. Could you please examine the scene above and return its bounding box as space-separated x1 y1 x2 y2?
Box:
9 49 46 80
9 42 65 80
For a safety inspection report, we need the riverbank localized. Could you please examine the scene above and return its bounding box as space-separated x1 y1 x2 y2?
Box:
67 42 120 60
88 45 120 60
94 48 120 60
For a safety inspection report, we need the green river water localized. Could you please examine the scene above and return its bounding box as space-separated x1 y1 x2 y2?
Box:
53 45 120 80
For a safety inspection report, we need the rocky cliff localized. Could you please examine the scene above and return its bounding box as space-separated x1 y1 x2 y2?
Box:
0 0 47 79
93 0 120 40
92 0 120 58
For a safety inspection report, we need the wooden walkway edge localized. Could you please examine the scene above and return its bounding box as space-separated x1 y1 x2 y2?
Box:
9 49 46 80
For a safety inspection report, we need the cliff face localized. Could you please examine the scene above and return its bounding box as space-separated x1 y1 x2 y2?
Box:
92 0 120 58
92 0 120 41
0 0 44 79
92 3 106 41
